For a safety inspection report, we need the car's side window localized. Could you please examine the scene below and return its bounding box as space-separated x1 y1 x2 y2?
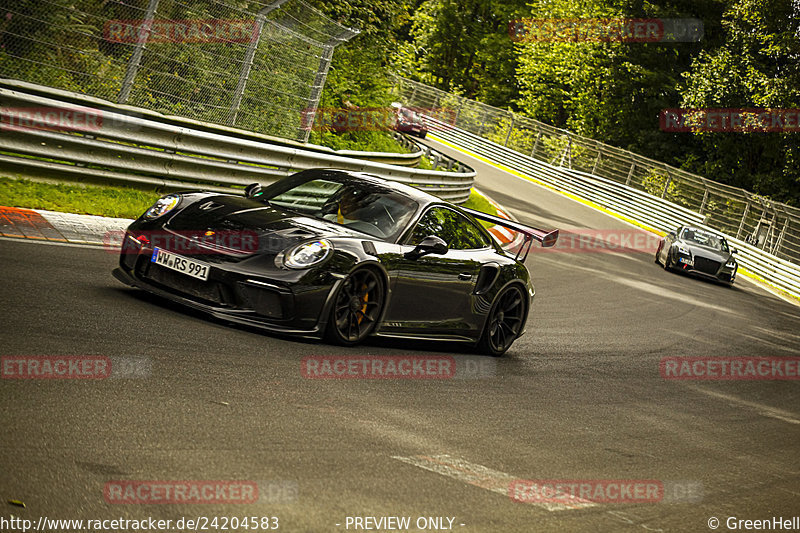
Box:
407 207 491 250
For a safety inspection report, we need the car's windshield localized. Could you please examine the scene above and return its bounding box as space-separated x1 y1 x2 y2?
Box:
400 108 418 121
261 173 420 241
681 228 730 252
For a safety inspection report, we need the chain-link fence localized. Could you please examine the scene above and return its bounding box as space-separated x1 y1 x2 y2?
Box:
392 75 800 265
0 0 357 142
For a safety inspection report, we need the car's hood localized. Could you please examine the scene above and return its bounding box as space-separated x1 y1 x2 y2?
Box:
164 194 362 253
677 240 733 262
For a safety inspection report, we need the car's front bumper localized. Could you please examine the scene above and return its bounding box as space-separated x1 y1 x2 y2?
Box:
674 254 736 283
114 236 340 338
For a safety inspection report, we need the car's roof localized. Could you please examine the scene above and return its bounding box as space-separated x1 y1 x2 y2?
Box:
300 168 446 207
681 225 727 239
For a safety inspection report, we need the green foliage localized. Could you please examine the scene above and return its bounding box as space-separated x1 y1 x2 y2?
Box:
641 169 688 207
678 0 800 204
461 188 500 228
399 0 528 106
0 177 161 218
308 130 410 153
4 0 800 203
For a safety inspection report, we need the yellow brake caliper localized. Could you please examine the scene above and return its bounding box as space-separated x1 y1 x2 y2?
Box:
358 284 368 323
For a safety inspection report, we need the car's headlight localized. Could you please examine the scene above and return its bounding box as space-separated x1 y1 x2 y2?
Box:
277 239 332 269
725 259 737 268
676 244 691 255
144 195 180 220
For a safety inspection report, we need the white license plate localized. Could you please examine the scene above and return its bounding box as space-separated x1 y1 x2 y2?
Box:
151 248 210 281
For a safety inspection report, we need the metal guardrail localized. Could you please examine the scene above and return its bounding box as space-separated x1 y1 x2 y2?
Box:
422 115 800 299
0 83 476 204
0 80 425 168
0 0 358 142
393 75 800 265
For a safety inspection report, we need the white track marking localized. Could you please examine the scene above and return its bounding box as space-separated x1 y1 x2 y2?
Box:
391 454 595 511
685 385 800 425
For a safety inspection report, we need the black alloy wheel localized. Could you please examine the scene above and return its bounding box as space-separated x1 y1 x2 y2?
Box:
327 268 385 345
479 284 527 356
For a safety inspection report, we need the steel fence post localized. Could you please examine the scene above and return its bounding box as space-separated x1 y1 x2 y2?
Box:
504 113 514 147
454 98 464 127
226 16 266 126
226 0 291 127
591 145 601 175
736 201 751 240
625 162 635 186
567 134 572 169
661 170 672 199
699 186 709 214
299 26 358 143
299 44 335 143
531 129 541 158
775 217 788 257
118 0 160 104
477 108 487 136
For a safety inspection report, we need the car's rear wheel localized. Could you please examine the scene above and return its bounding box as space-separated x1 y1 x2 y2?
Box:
326 268 385 346
478 284 527 356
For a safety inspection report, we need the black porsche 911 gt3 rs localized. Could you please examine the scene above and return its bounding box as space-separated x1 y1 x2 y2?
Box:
655 225 738 285
113 169 558 355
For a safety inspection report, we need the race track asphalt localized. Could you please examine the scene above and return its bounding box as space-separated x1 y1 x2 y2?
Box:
1 142 799 532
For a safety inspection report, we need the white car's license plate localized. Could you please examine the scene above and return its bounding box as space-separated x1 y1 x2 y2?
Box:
151 248 210 281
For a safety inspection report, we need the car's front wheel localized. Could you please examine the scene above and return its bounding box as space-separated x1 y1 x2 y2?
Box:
663 249 674 271
478 284 527 356
326 268 385 346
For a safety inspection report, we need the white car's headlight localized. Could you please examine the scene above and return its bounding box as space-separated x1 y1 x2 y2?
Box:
277 239 332 269
677 244 691 255
144 195 180 220
725 259 737 268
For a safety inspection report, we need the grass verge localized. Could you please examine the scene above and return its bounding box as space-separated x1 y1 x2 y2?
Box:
462 188 501 228
0 177 502 230
0 178 162 219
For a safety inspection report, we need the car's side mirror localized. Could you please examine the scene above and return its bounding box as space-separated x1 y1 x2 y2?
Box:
404 235 448 259
732 248 738 254
244 183 262 199
668 231 676 239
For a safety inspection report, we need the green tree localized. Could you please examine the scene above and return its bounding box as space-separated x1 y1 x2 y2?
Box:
679 0 800 204
398 0 529 106
514 0 723 154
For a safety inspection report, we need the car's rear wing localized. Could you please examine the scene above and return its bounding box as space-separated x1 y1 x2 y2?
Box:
461 207 559 262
